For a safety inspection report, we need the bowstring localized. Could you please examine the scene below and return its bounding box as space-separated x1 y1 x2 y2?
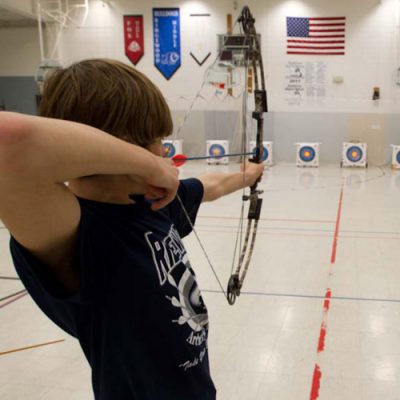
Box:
176 194 228 298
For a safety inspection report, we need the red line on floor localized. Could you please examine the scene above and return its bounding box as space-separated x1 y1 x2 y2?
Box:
330 183 344 263
317 325 327 353
323 289 332 313
317 289 331 353
310 364 322 400
310 184 344 400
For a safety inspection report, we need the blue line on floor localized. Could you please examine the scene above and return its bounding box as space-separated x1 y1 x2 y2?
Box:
203 289 400 304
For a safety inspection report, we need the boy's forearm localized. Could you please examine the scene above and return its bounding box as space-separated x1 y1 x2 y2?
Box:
199 172 247 202
0 112 156 182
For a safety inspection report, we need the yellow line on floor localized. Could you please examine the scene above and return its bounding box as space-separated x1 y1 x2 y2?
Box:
0 339 65 356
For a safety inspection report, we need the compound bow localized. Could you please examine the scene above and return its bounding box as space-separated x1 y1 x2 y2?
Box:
226 6 267 305
177 6 267 306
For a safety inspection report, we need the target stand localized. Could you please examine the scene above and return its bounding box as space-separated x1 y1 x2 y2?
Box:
341 142 368 168
391 145 400 169
249 141 273 166
296 143 320 168
162 140 183 158
206 140 229 164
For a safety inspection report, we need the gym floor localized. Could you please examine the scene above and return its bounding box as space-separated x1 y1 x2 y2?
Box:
1 162 400 400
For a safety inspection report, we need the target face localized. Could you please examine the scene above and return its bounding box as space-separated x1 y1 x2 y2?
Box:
299 146 316 162
346 146 363 163
396 151 400 164
252 146 269 161
209 144 226 158
163 142 176 157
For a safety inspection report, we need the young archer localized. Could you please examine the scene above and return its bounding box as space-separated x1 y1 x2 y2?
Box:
0 59 264 399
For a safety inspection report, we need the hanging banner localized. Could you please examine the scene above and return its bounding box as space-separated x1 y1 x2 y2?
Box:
123 15 144 66
153 8 181 80
189 14 212 66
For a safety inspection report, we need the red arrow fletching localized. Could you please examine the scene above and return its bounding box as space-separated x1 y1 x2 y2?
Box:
172 154 188 167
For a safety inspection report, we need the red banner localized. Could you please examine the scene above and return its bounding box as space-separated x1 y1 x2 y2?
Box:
124 15 144 65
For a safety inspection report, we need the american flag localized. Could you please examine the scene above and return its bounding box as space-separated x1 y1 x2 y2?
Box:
286 16 346 55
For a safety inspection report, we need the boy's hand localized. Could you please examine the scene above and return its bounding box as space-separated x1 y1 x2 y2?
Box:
241 160 265 187
143 156 180 210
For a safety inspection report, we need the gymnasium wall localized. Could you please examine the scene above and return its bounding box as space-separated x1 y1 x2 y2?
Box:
1 0 400 163
0 26 41 113
0 0 35 18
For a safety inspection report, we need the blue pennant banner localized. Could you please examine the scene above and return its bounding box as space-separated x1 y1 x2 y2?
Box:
153 8 181 80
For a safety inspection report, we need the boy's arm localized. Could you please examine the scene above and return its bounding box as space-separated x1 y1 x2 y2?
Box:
198 161 264 202
0 112 179 291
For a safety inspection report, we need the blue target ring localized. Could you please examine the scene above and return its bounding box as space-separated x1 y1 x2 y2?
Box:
209 144 226 158
396 151 400 164
346 146 363 163
163 142 176 158
252 146 269 161
299 146 316 162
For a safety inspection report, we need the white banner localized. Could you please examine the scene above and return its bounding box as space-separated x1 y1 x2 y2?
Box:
189 14 212 66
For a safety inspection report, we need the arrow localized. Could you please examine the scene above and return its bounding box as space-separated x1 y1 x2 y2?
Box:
172 152 255 167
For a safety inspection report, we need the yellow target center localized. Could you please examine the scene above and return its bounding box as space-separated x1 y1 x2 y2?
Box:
352 151 358 157
304 151 310 157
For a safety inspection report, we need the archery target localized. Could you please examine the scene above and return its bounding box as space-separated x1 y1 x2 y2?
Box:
206 140 229 164
300 147 316 162
162 140 183 158
296 143 320 167
346 146 363 162
249 141 273 165
391 145 400 169
342 143 367 168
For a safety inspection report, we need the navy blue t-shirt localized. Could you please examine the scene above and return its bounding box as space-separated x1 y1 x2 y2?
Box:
10 178 216 400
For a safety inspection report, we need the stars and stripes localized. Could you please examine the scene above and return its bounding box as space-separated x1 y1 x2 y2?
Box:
286 16 346 55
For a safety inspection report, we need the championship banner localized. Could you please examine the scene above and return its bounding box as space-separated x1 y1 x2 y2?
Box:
123 15 144 66
153 8 181 80
189 14 211 66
